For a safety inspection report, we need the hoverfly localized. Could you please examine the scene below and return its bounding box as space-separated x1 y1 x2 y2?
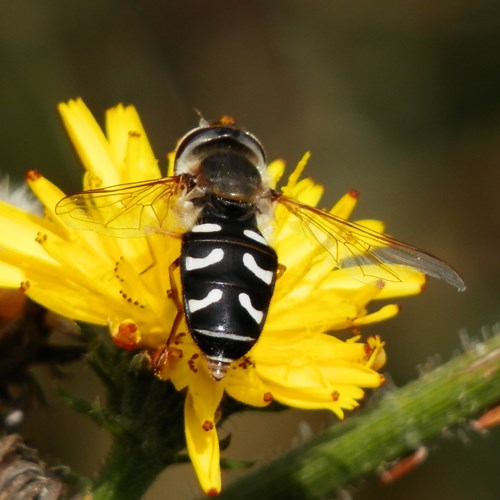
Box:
55 118 465 380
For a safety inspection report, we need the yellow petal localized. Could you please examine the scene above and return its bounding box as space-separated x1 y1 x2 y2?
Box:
329 190 359 219
0 200 61 264
353 304 400 326
105 104 161 182
25 171 67 229
266 159 286 188
23 278 109 324
354 218 385 233
282 152 311 192
364 336 387 370
0 261 24 287
58 99 121 187
374 267 426 298
184 377 224 495
225 364 274 407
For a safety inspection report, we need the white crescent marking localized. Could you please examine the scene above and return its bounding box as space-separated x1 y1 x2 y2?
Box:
243 253 273 284
238 293 264 324
186 248 224 270
192 223 222 233
244 229 268 245
188 289 223 313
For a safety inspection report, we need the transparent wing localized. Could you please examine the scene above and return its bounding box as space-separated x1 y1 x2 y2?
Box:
55 176 186 237
276 194 465 291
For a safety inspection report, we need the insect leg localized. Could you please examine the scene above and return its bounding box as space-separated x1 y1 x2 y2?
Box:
150 258 184 377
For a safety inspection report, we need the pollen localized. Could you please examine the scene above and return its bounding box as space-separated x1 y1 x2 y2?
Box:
35 232 47 243
24 170 41 181
348 188 359 199
331 391 340 402
19 280 30 292
113 321 139 351
263 392 273 403
237 356 255 370
188 353 200 373
171 332 186 345
118 289 146 309
114 260 125 282
202 420 214 431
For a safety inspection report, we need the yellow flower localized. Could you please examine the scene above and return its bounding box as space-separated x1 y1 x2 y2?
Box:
0 99 426 495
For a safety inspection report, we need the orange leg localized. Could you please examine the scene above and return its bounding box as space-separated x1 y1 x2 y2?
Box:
151 258 185 377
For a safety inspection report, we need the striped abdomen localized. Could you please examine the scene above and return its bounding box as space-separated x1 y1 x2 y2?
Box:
180 213 277 380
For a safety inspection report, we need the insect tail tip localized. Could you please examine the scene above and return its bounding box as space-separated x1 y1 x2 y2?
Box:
206 357 231 381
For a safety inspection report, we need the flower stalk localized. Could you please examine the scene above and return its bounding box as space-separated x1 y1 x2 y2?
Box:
63 326 187 500
92 437 169 500
214 333 500 500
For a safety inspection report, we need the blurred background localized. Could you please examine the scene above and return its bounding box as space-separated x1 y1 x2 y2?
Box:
1 0 499 498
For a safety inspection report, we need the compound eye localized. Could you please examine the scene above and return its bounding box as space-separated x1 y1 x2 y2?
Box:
174 125 266 176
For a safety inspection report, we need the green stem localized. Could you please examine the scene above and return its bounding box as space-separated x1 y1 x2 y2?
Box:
215 334 500 500
92 437 168 500
75 329 187 500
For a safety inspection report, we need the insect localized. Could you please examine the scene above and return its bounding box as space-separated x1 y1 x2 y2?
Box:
55 117 465 380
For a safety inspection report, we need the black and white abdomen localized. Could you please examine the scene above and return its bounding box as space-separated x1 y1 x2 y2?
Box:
180 210 278 380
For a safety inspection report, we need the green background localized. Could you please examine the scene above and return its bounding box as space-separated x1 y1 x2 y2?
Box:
1 1 499 499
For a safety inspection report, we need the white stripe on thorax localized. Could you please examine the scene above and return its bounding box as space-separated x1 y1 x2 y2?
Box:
192 223 222 233
194 329 255 342
244 229 267 245
186 248 224 270
188 289 223 313
243 253 273 284
238 293 264 324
